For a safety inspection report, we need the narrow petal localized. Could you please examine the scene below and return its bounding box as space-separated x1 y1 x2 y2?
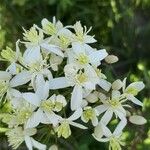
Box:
89 49 108 66
113 119 127 136
68 108 82 121
101 123 112 137
22 93 41 106
95 105 108 115
30 137 46 150
97 79 111 92
71 85 83 111
69 121 87 129
49 77 70 89
100 109 113 125
41 43 64 57
92 116 98 126
127 95 143 106
25 136 33 150
10 71 31 87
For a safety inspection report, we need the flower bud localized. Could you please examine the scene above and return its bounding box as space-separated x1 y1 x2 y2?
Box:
105 55 118 64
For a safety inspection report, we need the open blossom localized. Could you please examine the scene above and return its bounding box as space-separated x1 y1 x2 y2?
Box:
56 108 87 139
6 127 46 150
22 25 64 65
0 17 146 150
93 120 126 150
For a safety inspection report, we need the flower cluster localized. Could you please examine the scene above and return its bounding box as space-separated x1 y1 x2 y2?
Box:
0 17 146 150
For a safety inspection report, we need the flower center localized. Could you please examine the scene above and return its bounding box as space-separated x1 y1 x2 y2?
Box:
40 100 55 112
108 99 120 108
83 108 95 122
77 53 89 65
76 72 88 84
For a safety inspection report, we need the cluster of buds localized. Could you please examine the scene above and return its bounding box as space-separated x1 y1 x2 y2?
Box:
0 17 146 150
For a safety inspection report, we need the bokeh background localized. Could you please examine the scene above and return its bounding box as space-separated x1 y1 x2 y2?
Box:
0 0 150 149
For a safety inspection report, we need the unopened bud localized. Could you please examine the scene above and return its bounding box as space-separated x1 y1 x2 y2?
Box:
105 55 118 64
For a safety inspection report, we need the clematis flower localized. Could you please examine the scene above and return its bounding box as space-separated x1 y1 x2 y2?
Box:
22 25 64 65
41 17 72 37
71 21 96 44
93 120 126 150
6 127 46 150
67 42 108 69
49 64 99 110
95 90 129 125
56 108 87 139
22 81 62 128
1 40 22 74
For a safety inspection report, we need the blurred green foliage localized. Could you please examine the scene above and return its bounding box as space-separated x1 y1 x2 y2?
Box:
0 0 150 149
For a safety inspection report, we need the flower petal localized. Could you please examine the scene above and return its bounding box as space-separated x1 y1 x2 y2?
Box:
10 71 31 87
68 108 82 121
49 77 70 89
97 79 111 92
23 93 41 106
0 71 11 80
71 85 83 111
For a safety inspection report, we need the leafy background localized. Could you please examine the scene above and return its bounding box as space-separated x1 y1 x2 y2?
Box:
0 0 150 149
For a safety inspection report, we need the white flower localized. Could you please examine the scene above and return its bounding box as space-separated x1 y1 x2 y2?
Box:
1 40 22 74
22 25 64 65
72 21 96 44
41 17 72 37
67 43 108 68
123 78 145 106
93 120 126 150
56 108 87 139
95 90 128 125
49 64 99 110
129 115 147 125
22 81 61 128
81 106 99 126
6 127 46 150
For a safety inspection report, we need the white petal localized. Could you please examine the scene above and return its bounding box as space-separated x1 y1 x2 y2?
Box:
92 135 109 142
25 110 43 128
45 112 61 126
68 108 82 121
25 136 33 150
49 77 70 89
30 137 46 150
89 49 108 66
84 35 96 43
0 71 11 80
101 123 112 137
69 121 87 129
6 63 17 75
127 95 143 106
41 43 64 57
23 93 41 106
92 116 98 126
23 46 42 65
111 90 121 99
113 119 127 136
97 79 111 92
93 124 103 139
71 85 83 111
72 43 85 54
95 105 108 115
100 109 113 125
36 80 49 100
129 115 147 125
10 71 31 87
126 82 145 92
